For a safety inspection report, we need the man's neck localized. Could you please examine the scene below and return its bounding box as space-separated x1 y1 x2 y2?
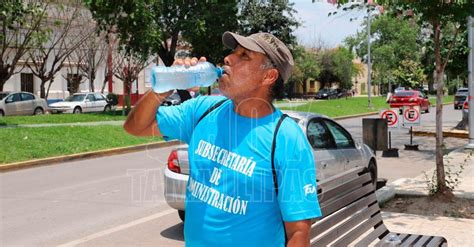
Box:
232 97 274 118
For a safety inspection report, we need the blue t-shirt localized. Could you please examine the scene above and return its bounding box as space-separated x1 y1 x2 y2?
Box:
157 96 321 247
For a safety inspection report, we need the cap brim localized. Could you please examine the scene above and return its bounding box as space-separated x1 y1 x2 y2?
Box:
222 32 265 54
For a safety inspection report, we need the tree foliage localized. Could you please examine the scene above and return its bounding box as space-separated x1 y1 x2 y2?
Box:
288 46 321 95
392 59 427 88
317 47 357 90
344 13 421 91
237 0 300 48
0 0 48 91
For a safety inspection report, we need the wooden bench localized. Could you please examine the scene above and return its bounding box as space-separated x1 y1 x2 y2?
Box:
311 167 447 246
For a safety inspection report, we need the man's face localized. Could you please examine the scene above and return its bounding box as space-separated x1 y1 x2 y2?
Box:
219 46 270 101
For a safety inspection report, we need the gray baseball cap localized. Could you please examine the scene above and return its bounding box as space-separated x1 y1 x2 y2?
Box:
222 31 294 83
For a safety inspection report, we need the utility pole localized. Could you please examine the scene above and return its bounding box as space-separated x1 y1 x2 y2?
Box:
467 16 474 149
367 5 373 109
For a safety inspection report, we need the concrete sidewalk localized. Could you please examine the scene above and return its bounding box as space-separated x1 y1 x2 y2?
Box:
379 148 474 246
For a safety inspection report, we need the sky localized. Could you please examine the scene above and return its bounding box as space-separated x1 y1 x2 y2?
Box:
291 0 369 48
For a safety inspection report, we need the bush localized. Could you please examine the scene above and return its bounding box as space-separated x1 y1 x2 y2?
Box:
106 93 119 106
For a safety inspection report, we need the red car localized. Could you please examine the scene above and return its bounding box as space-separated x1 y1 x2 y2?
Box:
388 90 430 113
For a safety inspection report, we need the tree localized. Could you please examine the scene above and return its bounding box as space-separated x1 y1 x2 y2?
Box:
334 0 474 198
317 47 357 89
73 30 108 92
0 0 48 91
26 1 94 98
112 49 152 114
288 46 321 96
238 0 300 48
182 2 239 64
392 59 427 88
344 13 421 92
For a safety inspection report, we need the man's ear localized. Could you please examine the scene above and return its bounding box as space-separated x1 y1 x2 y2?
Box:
262 68 279 87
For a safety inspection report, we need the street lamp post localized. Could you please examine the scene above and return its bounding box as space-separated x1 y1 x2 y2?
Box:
367 5 373 109
467 16 474 149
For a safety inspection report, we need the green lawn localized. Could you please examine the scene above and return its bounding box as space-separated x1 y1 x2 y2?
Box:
0 125 162 164
279 95 454 117
0 112 127 126
280 96 387 117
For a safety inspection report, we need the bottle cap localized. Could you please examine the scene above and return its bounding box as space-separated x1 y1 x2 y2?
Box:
216 67 224 78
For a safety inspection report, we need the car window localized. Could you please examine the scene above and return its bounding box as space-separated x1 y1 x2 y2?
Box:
6 93 21 103
394 91 414 97
324 120 355 149
21 93 35 101
306 119 335 149
65 94 85 102
94 93 105 101
418 92 425 98
86 94 95 101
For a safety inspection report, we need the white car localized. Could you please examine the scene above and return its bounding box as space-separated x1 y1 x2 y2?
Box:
49 93 111 114
0 91 48 117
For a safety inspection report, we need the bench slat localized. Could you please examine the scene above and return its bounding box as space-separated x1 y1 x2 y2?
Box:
427 236 446 247
354 224 389 247
321 183 375 216
403 234 422 246
311 193 377 239
312 204 381 246
414 235 433 247
330 212 384 246
318 167 366 189
318 173 372 205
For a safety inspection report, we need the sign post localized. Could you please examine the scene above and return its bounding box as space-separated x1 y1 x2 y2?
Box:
380 109 399 157
402 106 421 150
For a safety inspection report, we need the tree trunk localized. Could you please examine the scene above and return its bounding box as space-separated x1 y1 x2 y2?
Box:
433 22 453 199
46 78 55 99
40 81 47 99
0 80 5 92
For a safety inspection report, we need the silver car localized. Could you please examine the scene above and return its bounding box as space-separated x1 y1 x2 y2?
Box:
49 93 111 114
0 91 48 117
163 111 377 221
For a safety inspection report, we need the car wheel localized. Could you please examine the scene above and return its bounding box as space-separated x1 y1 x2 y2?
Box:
73 107 82 114
178 210 185 222
368 159 377 187
34 107 44 115
103 104 112 112
0 110 4 117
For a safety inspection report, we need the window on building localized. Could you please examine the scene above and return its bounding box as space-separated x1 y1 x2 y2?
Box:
21 73 34 93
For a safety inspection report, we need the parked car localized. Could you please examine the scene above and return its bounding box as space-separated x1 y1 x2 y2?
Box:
161 90 181 106
164 110 378 222
336 89 353 98
388 90 430 113
0 91 48 117
48 92 111 114
315 88 338 99
454 94 468 110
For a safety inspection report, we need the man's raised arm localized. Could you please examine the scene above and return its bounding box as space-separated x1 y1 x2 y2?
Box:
123 90 172 137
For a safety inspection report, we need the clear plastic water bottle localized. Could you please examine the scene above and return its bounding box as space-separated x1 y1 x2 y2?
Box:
151 62 224 93
383 233 402 246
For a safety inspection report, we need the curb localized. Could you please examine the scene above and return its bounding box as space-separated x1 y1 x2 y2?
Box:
333 112 378 120
413 129 468 139
0 140 181 172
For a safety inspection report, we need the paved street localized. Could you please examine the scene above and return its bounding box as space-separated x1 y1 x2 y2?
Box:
0 104 469 246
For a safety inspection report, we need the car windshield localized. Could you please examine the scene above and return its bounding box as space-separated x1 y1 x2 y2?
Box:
0 93 8 100
394 91 414 97
65 94 86 102
455 95 467 101
319 89 330 93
